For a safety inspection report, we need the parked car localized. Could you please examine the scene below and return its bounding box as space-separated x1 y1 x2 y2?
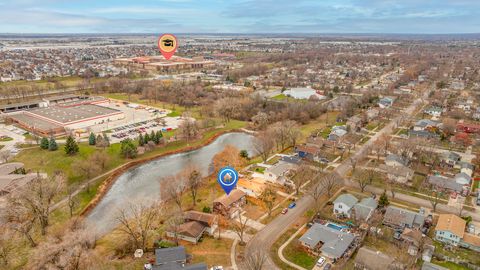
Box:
324 263 332 270
281 208 288 214
316 257 325 267
288 202 296 209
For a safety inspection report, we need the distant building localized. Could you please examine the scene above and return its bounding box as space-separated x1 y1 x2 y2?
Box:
283 87 325 100
354 247 404 270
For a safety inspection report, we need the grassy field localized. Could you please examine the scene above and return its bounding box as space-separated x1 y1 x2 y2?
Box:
431 260 471 270
186 237 233 267
270 228 298 270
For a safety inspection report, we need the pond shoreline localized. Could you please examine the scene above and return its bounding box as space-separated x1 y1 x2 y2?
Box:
80 129 247 217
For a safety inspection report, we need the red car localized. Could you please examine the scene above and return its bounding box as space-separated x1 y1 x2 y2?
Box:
281 208 288 214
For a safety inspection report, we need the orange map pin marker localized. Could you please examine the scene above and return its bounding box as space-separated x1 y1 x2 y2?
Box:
158 34 178 60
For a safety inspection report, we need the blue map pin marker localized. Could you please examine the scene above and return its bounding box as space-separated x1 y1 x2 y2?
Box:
217 166 238 195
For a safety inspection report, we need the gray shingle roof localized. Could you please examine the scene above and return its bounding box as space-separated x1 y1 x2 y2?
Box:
427 175 464 192
299 223 355 259
384 206 424 228
334 194 358 208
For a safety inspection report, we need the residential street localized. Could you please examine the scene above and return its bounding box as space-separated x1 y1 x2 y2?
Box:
242 89 430 270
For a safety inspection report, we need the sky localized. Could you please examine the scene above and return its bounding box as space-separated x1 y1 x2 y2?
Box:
0 0 479 34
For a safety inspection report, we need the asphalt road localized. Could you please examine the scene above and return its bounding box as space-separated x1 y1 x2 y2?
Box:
242 90 429 270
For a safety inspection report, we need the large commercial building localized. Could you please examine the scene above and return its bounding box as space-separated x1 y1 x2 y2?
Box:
114 55 215 72
6 95 125 137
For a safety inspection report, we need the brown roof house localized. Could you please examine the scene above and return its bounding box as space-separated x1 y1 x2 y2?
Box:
165 211 218 244
401 228 424 256
213 189 246 219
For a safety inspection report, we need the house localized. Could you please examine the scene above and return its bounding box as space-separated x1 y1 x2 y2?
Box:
385 165 414 184
328 126 348 141
366 108 380 121
383 206 425 230
427 175 464 193
460 162 474 177
413 119 440 131
0 162 41 196
295 145 323 162
333 194 358 218
454 172 471 186
385 154 408 167
263 161 297 184
347 115 363 132
354 247 404 270
421 262 448 270
441 151 461 167
460 232 480 252
184 211 217 235
166 221 207 244
151 246 207 270
279 155 302 165
409 130 440 140
434 214 466 246
378 97 394 108
424 106 442 117
213 189 246 218
456 121 480 134
298 223 355 260
353 197 378 221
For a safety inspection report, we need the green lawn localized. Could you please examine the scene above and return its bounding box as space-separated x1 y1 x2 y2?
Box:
283 240 316 269
272 94 287 100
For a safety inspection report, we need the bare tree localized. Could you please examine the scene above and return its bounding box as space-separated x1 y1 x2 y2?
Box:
179 117 199 142
309 174 325 212
242 247 268 270
427 189 442 213
356 169 374 193
259 186 277 217
253 130 275 162
185 166 202 207
7 172 65 236
67 186 79 217
161 175 186 211
90 150 110 170
27 219 97 270
0 150 12 163
349 157 358 175
231 214 249 245
116 203 162 251
320 173 339 198
0 227 16 266
4 199 37 247
290 164 315 195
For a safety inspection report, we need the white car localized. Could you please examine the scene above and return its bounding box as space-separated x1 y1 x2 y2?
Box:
316 256 326 267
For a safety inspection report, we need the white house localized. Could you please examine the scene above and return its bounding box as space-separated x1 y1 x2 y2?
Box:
333 194 358 218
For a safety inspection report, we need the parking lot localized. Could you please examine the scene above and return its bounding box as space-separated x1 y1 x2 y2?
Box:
108 116 187 143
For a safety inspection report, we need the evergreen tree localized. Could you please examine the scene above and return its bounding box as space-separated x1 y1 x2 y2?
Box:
88 132 96 145
240 149 249 159
153 130 161 144
120 138 137 159
138 133 145 146
40 137 49 149
144 133 150 144
378 191 390 208
64 136 79 155
150 130 156 142
48 137 58 151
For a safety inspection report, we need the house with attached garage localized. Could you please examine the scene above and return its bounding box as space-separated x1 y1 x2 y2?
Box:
263 161 297 185
385 154 408 167
213 189 246 218
424 106 443 117
333 194 358 218
298 223 356 260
